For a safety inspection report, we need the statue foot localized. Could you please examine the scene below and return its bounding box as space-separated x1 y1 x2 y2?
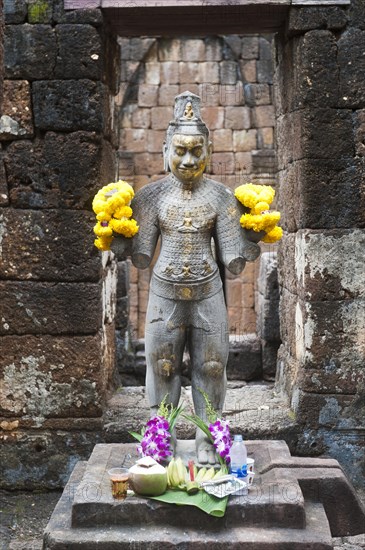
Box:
196 429 217 465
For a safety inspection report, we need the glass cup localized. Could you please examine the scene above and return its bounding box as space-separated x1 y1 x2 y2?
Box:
108 468 129 499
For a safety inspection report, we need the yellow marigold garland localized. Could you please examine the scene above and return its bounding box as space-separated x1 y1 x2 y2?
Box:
234 183 283 244
92 180 139 251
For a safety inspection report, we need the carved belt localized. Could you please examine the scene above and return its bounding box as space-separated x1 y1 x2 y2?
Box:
150 271 222 301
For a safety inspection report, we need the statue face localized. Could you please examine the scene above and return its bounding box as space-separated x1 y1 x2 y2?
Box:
168 134 211 184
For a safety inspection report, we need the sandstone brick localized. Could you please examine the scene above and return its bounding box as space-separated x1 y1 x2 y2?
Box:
238 307 256 334
0 281 102 336
5 24 56 80
252 105 275 128
241 36 259 59
133 152 164 176
129 283 139 308
225 106 251 130
201 106 224 129
158 39 181 61
227 334 261 379
120 128 146 153
212 129 232 152
138 84 158 108
181 39 205 62
1 80 33 139
257 59 274 84
233 129 257 152
4 132 107 209
288 6 348 34
219 82 244 106
145 62 161 85
54 24 101 80
220 61 238 85
0 209 99 282
199 62 220 85
252 150 277 174
226 280 242 306
147 130 165 154
33 80 105 132
132 175 149 192
0 334 104 418
160 61 179 84
256 293 280 341
239 60 256 83
258 127 274 149
209 152 235 175
151 106 172 130
262 340 280 380
205 37 223 61
245 83 271 106
199 83 220 106
293 391 360 430
338 28 365 108
158 84 179 106
132 108 151 129
235 152 253 175
118 152 135 178
180 83 200 96
179 62 200 84
4 0 27 23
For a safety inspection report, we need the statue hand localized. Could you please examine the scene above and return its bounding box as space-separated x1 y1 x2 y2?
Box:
110 235 131 260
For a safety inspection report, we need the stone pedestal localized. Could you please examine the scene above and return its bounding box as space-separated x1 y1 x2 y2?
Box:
43 440 365 549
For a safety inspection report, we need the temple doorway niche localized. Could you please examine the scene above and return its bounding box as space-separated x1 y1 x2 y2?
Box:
117 36 279 367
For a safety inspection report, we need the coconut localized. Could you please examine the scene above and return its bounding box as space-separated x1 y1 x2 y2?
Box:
129 456 167 496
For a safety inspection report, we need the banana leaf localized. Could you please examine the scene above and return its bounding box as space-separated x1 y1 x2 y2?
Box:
149 489 228 517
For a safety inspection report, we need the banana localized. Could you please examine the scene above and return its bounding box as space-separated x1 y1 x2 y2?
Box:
202 467 215 482
175 457 187 487
195 467 206 482
171 460 181 488
213 468 224 480
167 459 175 487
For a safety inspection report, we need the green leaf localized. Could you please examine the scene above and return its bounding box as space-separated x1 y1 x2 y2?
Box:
149 489 228 517
169 404 184 431
129 431 143 442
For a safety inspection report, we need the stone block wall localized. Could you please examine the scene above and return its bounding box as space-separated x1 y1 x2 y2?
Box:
275 2 365 485
0 1 120 488
117 35 278 339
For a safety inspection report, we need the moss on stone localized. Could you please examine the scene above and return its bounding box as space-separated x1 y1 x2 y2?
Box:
28 0 51 23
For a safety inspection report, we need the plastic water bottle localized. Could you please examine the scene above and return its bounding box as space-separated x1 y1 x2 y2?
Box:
230 435 247 478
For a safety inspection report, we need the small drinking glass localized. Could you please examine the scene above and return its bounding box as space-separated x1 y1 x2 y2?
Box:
108 468 129 499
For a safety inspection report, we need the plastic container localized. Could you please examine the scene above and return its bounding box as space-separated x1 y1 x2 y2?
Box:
230 434 248 478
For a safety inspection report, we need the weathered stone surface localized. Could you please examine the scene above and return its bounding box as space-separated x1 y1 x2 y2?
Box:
33 80 106 132
4 0 27 24
241 36 259 59
262 340 280 380
276 109 354 168
226 334 262 380
0 209 100 282
278 230 365 301
0 281 102 335
52 0 103 25
354 109 365 157
4 133 111 209
1 80 33 139
256 293 280 342
288 7 347 34
278 158 364 230
257 58 273 84
0 430 102 489
55 25 101 80
0 334 105 418
347 0 365 30
257 251 279 300
0 152 9 206
338 28 365 108
280 290 364 378
252 149 277 174
5 25 56 80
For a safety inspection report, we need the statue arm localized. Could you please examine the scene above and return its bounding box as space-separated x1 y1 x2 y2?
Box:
130 186 160 269
215 187 261 275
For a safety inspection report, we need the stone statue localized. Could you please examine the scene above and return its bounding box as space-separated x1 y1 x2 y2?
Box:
112 91 261 464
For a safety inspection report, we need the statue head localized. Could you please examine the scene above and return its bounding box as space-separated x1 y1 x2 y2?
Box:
163 91 212 184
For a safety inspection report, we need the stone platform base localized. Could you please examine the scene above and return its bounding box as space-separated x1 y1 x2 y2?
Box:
43 440 365 549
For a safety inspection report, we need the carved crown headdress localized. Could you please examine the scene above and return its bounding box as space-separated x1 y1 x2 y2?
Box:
163 91 209 171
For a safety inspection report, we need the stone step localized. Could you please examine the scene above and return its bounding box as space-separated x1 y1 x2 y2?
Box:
103 383 298 445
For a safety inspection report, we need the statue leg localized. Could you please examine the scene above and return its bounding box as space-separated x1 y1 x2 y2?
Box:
188 290 229 465
145 291 186 415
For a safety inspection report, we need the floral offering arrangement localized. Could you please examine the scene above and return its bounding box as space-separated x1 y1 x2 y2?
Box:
130 396 183 464
183 389 231 471
92 180 139 251
234 183 283 243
